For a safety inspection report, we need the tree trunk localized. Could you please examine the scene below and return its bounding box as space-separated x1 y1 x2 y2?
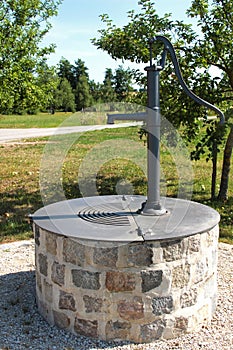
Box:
218 125 233 201
211 142 217 201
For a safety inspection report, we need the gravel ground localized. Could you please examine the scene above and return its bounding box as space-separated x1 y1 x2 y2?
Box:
0 240 232 350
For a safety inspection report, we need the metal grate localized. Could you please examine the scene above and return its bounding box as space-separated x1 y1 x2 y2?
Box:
77 203 131 226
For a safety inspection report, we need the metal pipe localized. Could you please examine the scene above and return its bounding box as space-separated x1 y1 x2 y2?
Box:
139 65 166 215
107 112 146 124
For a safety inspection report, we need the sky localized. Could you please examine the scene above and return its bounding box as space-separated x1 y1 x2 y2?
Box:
42 0 194 83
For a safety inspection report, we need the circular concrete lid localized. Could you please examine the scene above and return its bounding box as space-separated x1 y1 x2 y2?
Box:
32 195 220 242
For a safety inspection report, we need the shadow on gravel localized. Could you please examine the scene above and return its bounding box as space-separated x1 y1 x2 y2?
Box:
0 271 131 350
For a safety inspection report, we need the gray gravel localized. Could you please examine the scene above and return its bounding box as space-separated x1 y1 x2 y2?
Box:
0 240 232 350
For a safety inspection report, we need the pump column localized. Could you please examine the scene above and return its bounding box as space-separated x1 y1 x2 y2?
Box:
141 64 166 216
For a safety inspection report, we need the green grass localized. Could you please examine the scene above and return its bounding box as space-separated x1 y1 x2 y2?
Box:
0 126 232 244
0 111 108 128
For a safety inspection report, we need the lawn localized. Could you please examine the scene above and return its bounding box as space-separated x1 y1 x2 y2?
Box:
0 126 232 244
0 111 108 128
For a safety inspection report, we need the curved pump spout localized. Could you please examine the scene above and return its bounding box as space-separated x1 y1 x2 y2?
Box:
151 36 225 124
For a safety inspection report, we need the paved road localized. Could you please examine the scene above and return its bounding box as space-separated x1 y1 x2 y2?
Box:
0 122 142 143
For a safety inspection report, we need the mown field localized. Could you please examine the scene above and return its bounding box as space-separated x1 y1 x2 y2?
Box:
0 111 107 128
0 115 232 244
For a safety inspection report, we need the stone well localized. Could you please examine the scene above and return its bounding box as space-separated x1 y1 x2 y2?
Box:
33 195 219 343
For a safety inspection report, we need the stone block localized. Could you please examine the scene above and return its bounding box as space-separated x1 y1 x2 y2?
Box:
38 253 48 277
117 296 144 321
194 260 206 284
63 238 85 266
162 318 175 340
37 298 52 323
203 274 217 299
140 319 166 342
161 239 184 262
127 243 153 267
180 288 197 308
72 269 100 290
106 271 136 292
210 293 218 315
45 232 57 256
36 271 42 293
93 247 118 268
53 310 70 329
152 296 173 316
83 295 103 313
206 227 219 247
106 320 131 340
51 261 65 286
197 304 210 324
188 304 210 332
74 318 98 338
34 224 40 246
172 263 190 288
151 243 163 263
188 235 201 253
175 316 189 331
44 280 53 303
59 290 76 311
141 270 163 292
212 249 218 270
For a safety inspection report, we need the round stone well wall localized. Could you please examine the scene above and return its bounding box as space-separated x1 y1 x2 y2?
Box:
34 223 219 343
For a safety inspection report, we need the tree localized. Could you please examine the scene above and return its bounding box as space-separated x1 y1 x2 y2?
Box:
104 68 114 85
0 0 63 114
101 68 116 103
73 60 93 110
75 75 93 111
57 57 76 89
187 0 233 201
92 0 233 200
56 78 76 112
114 65 134 101
57 58 94 110
218 111 233 200
73 59 89 81
90 80 103 104
74 60 93 110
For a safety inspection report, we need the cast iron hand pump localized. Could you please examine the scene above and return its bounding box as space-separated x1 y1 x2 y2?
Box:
107 35 224 216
